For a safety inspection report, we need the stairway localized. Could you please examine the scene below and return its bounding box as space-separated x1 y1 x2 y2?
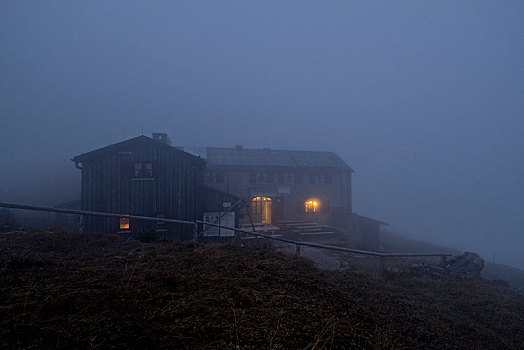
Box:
276 220 337 239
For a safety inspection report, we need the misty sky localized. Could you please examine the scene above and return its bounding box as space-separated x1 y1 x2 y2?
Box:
1 1 523 269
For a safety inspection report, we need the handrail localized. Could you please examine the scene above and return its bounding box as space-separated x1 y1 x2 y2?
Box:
0 202 453 271
196 220 452 258
0 202 196 225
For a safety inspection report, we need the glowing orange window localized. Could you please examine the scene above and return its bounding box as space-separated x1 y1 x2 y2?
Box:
120 217 130 230
305 200 320 212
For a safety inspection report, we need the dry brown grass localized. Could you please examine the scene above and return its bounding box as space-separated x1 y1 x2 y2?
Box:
0 229 523 349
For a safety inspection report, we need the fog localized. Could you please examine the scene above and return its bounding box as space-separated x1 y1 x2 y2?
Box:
1 1 523 269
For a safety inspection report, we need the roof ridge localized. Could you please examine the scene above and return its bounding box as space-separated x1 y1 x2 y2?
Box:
206 146 339 154
205 146 351 169
73 136 205 164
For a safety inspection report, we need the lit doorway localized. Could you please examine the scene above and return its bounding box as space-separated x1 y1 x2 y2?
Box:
251 196 272 224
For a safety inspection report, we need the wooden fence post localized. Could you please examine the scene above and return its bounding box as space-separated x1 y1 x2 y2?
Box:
379 256 385 273
192 222 198 243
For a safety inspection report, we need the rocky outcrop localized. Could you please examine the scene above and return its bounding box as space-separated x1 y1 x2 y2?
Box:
445 252 484 278
410 252 484 279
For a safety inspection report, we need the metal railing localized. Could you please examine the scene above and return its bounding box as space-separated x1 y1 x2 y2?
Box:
0 202 453 272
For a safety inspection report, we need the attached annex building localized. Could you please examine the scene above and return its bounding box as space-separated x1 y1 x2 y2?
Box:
180 145 352 225
180 144 386 248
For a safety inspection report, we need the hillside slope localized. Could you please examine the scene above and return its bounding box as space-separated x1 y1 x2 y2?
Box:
381 230 524 291
1 230 523 349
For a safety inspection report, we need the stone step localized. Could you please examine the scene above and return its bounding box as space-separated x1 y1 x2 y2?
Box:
276 220 309 225
291 226 331 231
299 231 335 236
280 222 319 227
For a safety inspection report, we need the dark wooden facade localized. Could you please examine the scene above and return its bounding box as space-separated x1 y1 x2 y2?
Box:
73 135 237 238
198 185 238 217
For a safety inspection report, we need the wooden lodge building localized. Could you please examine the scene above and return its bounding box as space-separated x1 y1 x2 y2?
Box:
72 134 237 238
73 133 386 247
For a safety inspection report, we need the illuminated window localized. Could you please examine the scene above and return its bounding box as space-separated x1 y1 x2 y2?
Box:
120 217 130 230
305 200 320 213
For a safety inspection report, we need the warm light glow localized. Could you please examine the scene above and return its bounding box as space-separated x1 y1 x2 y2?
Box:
120 217 130 230
253 196 271 201
305 199 320 212
252 196 272 223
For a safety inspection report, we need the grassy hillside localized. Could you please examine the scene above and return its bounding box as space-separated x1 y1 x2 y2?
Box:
1 229 523 349
380 230 460 255
381 230 524 291
483 262 524 292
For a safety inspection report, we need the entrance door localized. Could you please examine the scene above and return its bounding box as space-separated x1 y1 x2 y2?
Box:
251 196 272 224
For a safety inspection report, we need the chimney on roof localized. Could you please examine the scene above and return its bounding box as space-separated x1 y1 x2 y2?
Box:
152 133 171 146
234 145 243 150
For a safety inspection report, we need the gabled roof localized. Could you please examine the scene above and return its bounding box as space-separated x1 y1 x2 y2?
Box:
200 147 352 170
73 135 205 165
352 213 388 226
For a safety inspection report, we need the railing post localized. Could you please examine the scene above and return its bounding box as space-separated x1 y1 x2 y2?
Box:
296 243 301 256
192 222 198 243
379 256 385 273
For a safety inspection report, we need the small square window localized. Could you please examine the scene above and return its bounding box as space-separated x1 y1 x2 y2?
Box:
134 162 153 178
120 217 130 230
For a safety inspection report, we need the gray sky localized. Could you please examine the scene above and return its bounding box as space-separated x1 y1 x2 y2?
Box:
1 1 523 269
